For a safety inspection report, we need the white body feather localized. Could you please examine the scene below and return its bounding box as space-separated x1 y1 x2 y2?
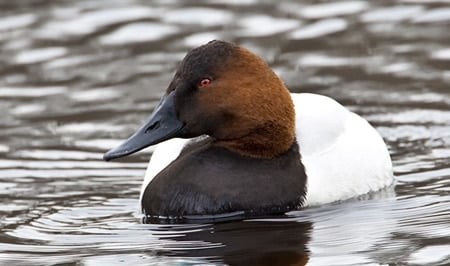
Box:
140 93 394 206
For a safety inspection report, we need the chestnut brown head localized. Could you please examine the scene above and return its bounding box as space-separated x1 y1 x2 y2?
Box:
104 41 295 160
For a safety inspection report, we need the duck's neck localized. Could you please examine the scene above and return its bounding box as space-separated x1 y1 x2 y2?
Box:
215 121 296 159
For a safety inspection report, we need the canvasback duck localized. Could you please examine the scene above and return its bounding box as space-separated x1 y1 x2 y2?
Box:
104 40 393 220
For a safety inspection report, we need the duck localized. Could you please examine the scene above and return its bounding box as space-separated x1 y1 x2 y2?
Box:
104 40 394 220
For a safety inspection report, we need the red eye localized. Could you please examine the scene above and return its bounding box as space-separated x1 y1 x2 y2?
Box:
199 78 211 88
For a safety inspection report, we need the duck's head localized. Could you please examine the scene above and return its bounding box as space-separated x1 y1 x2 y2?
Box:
104 40 295 161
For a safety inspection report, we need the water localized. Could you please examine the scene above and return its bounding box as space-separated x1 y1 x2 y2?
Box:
0 0 449 265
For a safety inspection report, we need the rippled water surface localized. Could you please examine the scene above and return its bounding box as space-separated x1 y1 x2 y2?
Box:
1 0 449 265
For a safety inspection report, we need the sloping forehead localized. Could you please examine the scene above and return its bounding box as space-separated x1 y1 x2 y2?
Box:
176 40 237 79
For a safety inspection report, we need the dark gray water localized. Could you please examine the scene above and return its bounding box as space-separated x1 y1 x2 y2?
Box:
0 0 449 265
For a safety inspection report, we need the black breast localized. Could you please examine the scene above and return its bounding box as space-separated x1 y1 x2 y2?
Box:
141 138 307 219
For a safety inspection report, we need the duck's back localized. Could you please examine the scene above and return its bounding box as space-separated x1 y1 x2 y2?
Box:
292 93 393 205
141 93 393 207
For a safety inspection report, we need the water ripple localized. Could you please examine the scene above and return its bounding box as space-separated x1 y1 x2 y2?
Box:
35 6 161 39
162 8 234 26
0 86 67 97
289 19 348 39
0 14 37 31
361 6 424 22
14 47 68 64
237 15 300 37
300 1 369 19
99 23 179 45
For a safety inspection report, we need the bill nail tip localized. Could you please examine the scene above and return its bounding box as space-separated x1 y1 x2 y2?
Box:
103 152 113 161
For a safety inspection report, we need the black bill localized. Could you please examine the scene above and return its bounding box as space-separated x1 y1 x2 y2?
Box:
103 92 184 161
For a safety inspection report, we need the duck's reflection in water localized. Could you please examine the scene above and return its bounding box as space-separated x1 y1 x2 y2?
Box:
149 220 312 265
